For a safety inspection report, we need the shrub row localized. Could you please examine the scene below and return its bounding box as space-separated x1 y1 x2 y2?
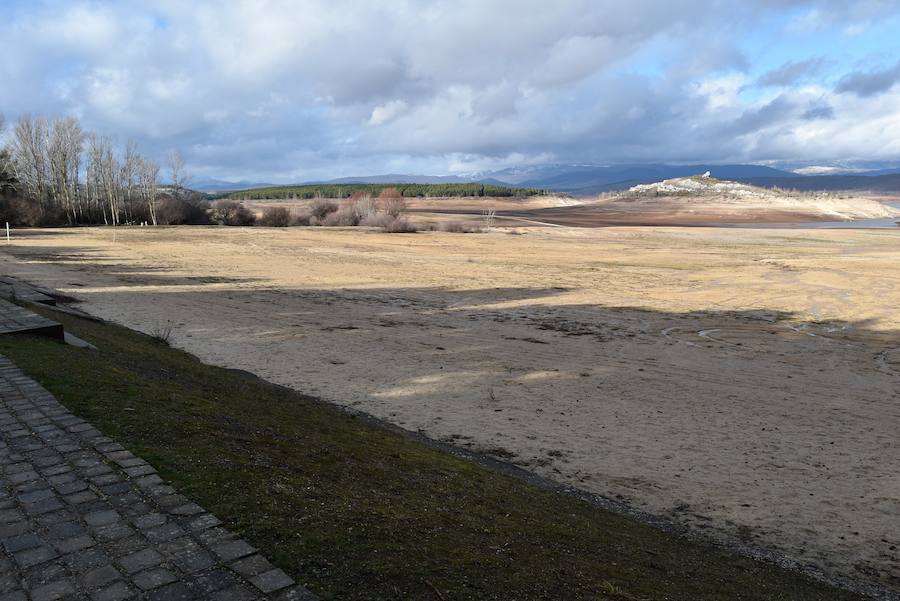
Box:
2 189 484 234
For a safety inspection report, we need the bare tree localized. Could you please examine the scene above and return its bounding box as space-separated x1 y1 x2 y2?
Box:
120 141 140 223
378 187 406 217
138 157 160 225
84 133 102 222
481 208 496 230
3 113 185 227
48 116 83 224
166 150 189 200
10 116 51 208
0 150 12 194
0 115 15 197
86 134 121 225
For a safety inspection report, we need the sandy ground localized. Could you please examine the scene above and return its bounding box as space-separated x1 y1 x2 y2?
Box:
1 225 899 593
245 192 900 227
492 192 899 227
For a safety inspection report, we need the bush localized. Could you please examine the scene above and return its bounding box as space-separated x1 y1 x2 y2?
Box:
322 207 360 226
291 211 312 226
0 197 15 226
359 213 395 228
437 220 481 233
309 197 338 220
157 195 210 225
258 206 291 227
378 187 406 217
381 217 418 233
211 200 256 226
0 197 67 227
348 193 378 220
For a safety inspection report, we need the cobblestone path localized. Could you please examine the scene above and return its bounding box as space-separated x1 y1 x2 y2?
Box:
0 355 318 601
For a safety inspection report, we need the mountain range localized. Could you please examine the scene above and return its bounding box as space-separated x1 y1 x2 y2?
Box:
191 164 900 195
189 179 274 193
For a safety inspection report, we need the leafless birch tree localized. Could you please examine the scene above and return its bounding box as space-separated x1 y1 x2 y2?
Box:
138 157 160 225
10 116 51 208
166 150 189 201
48 116 83 224
2 113 177 225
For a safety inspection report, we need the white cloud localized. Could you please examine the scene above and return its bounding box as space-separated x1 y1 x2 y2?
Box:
368 100 408 126
695 74 749 110
1 0 899 180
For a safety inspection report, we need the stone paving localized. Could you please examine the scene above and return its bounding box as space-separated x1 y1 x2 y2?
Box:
0 355 319 601
0 300 64 341
0 279 56 308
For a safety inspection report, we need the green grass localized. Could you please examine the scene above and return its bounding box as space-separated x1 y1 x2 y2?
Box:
0 308 863 601
222 182 547 200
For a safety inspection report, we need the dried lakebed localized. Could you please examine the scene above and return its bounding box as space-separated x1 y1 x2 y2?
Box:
2 225 899 596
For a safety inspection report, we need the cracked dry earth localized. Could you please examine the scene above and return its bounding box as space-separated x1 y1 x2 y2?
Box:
1 225 899 595
0 355 318 601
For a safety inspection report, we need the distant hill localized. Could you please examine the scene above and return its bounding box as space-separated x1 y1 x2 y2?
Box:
739 173 900 193
844 168 900 177
323 174 476 184
347 164 799 195
854 167 900 176
204 164 900 198
191 179 273 192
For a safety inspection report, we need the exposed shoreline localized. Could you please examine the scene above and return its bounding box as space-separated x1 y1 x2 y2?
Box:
2 225 899 596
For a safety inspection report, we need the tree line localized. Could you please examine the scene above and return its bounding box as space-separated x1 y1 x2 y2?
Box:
0 113 549 228
0 113 192 227
224 182 547 201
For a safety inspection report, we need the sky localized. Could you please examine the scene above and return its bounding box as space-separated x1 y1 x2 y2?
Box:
2 0 900 182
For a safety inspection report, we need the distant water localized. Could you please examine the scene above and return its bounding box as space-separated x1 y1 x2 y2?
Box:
749 203 900 229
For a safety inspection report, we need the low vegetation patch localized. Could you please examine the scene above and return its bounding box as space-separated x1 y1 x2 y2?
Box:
0 307 864 601
210 200 257 226
257 206 292 227
432 220 483 233
288 189 420 232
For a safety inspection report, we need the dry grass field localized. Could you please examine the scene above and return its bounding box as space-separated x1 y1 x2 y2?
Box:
2 224 899 593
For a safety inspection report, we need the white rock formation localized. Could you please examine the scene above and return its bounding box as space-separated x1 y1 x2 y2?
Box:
628 175 772 198
620 174 900 221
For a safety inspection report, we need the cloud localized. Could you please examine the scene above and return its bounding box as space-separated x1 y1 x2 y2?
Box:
835 61 900 97
369 100 408 126
784 0 900 33
727 95 799 135
1 0 900 180
694 74 749 110
802 102 835 120
758 58 825 87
